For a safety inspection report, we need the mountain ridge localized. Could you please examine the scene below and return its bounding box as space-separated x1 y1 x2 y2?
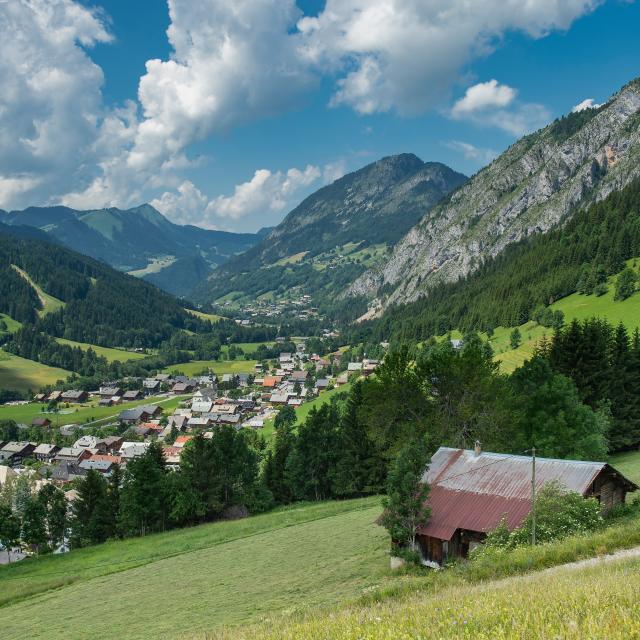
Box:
349 78 640 310
1 204 264 296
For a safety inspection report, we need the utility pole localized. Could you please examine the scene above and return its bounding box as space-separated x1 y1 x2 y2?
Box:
531 447 536 546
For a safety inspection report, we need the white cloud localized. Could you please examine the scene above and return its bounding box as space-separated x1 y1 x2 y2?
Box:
298 0 601 116
451 80 550 136
208 165 321 220
150 180 209 227
444 141 498 164
451 80 516 117
0 0 603 222
0 0 112 210
322 159 348 184
572 98 603 112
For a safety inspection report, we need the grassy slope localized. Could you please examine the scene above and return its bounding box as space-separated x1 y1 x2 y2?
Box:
0 497 385 640
224 556 640 640
11 265 65 317
609 450 640 486
0 393 188 427
185 308 224 322
55 338 147 363
492 261 640 372
0 313 21 336
0 351 70 394
163 359 259 376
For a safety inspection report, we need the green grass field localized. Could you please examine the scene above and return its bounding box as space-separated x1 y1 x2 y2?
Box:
0 313 21 336
220 342 275 357
11 265 66 317
0 497 386 640
163 359 259 376
609 450 640 486
185 308 224 322
55 338 147 363
225 555 640 640
0 393 188 427
0 351 70 393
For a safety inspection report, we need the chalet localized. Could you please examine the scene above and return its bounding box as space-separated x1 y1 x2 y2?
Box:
31 417 52 428
33 443 60 462
48 461 86 483
59 424 79 437
118 405 162 424
89 453 122 466
262 376 280 389
193 387 217 403
172 381 195 394
79 459 116 475
163 446 182 468
416 446 638 566
335 372 349 386
74 435 107 452
192 400 214 414
122 390 142 402
167 415 188 432
174 435 194 448
47 390 63 402
347 362 363 372
61 390 89 403
99 398 116 407
269 393 289 405
290 370 308 383
55 447 92 465
33 393 47 402
143 379 161 394
0 465 17 489
0 441 36 465
287 397 303 407
118 442 150 460
187 416 213 429
102 436 124 453
99 386 122 398
315 378 329 391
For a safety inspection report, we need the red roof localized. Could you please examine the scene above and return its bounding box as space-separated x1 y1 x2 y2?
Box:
418 447 615 541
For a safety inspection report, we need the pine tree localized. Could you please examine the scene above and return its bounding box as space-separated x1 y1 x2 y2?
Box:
71 469 111 547
38 484 67 550
21 497 47 554
333 382 385 497
263 421 296 504
0 503 20 562
287 404 340 501
381 438 431 558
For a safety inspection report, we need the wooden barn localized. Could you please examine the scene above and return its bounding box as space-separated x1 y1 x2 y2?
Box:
417 445 638 566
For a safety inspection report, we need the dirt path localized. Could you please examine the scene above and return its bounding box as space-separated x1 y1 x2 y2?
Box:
537 545 640 576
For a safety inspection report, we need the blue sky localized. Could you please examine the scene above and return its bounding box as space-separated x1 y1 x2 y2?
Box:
1 1 639 231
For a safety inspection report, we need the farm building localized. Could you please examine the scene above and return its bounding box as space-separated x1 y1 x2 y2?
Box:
417 445 638 566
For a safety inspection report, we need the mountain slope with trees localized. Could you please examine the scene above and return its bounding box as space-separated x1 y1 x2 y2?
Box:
350 77 640 309
0 205 265 296
191 154 466 308
0 223 208 349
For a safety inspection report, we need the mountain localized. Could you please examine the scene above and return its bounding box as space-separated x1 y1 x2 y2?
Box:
0 222 207 348
191 154 467 310
0 204 264 296
350 78 640 311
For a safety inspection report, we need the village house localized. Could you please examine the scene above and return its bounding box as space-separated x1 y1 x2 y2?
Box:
60 390 89 403
122 389 142 402
89 453 122 466
193 387 217 403
79 458 117 475
55 447 92 465
118 441 151 461
33 443 60 462
143 378 161 395
47 390 63 403
290 370 309 383
47 461 86 484
0 441 36 465
31 417 52 428
118 405 162 424
416 445 638 566
99 386 122 399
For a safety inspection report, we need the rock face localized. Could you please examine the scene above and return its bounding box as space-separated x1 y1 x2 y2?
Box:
350 79 640 308
229 153 468 270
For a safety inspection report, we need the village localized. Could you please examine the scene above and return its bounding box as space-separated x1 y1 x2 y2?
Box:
0 341 380 543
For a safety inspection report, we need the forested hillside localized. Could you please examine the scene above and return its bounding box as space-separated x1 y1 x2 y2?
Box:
351 78 640 308
0 224 205 348
1 205 264 296
357 178 640 344
192 155 466 309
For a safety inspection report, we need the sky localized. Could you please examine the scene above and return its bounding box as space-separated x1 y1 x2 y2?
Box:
0 1 639 232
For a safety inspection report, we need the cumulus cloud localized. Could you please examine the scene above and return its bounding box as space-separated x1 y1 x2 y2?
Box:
572 98 603 112
299 0 601 115
451 80 517 116
451 80 550 136
444 140 498 164
0 0 112 210
0 0 603 222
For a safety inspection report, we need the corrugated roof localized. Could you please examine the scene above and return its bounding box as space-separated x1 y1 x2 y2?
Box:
418 447 626 542
423 447 606 500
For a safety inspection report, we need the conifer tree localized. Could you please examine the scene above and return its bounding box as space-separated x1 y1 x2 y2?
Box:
71 469 111 547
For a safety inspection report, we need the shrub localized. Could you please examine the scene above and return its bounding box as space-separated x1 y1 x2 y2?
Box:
480 482 603 552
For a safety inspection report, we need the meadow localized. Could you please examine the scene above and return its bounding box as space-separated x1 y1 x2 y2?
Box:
55 338 147 363
163 359 259 376
0 497 386 639
0 351 70 394
11 265 66 317
0 393 189 427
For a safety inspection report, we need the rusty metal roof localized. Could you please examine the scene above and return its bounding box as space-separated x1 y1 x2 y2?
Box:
418 447 634 541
